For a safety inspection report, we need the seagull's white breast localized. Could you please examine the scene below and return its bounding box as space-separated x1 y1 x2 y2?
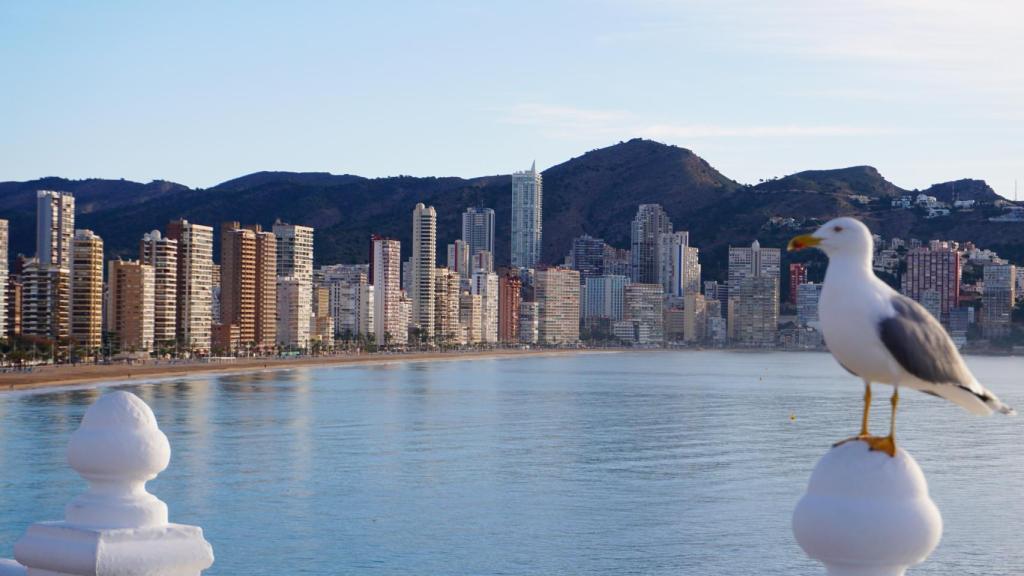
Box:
819 266 903 384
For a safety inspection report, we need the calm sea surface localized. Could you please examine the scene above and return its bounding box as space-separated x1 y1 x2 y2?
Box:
0 351 1021 575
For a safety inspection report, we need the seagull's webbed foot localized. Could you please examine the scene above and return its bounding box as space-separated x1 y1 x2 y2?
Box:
832 435 896 457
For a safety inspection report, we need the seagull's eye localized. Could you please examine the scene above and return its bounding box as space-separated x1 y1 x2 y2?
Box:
833 225 844 233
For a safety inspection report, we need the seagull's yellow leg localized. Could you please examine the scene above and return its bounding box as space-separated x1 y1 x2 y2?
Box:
862 388 897 457
860 382 871 436
833 381 873 447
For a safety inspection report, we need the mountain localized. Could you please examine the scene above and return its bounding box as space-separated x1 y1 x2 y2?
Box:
0 139 1020 285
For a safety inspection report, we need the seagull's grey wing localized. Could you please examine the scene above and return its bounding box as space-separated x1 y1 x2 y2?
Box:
879 294 1015 415
878 294 970 386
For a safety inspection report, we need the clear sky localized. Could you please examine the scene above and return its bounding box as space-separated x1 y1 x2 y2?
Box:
2 1 1022 196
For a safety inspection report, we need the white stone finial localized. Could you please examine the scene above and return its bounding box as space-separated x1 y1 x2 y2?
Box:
793 441 942 576
65 390 171 529
12 391 214 575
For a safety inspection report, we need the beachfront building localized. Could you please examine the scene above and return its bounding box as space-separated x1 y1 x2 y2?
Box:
373 237 404 346
568 234 606 281
106 259 154 353
167 219 214 355
251 225 277 349
459 291 482 344
683 292 706 343
220 222 257 351
323 265 374 339
519 300 539 344
70 229 104 353
535 267 580 345
621 283 664 344
728 240 781 345
276 276 311 351
435 267 463 345
36 190 75 269
498 271 522 343
140 230 178 347
797 283 823 327
511 162 543 269
472 271 499 344
411 203 437 341
584 274 628 321
21 258 70 342
660 231 700 300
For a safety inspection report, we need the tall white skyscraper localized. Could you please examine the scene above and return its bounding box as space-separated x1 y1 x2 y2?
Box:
462 207 495 258
511 162 543 269
36 190 75 268
411 203 437 339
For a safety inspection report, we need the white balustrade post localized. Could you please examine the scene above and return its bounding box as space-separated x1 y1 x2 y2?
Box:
793 441 942 576
11 391 214 575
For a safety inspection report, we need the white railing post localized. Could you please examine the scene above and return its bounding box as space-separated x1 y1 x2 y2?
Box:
793 442 942 576
9 391 214 575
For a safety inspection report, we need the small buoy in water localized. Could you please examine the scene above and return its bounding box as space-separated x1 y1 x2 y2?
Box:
789 413 797 421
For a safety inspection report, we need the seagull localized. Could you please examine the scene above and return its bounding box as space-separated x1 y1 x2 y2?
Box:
788 217 1015 456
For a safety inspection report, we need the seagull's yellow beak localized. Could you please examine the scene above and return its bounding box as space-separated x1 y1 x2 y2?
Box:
787 235 821 252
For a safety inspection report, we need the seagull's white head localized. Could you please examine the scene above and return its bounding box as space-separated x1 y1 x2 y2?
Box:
787 217 873 263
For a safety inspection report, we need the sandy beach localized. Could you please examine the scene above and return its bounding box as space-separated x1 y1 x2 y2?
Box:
0 348 608 392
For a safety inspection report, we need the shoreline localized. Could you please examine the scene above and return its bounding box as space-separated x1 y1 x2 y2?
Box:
0 348 616 393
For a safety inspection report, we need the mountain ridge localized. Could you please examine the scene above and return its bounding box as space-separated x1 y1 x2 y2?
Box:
0 139 1016 283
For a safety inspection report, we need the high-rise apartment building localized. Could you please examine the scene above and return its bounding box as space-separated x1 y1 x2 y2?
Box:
459 292 482 344
683 293 706 343
472 271 499 344
462 207 495 259
511 162 543 269
373 237 404 346
535 267 580 345
0 219 7 337
249 225 277 349
411 203 437 339
166 219 214 354
797 282 823 327
6 279 20 339
276 276 311 350
447 239 471 281
659 231 700 299
434 267 463 345
789 263 808 305
273 220 314 283
568 234 605 281
140 230 178 345
603 244 631 277
106 259 154 353
36 190 75 268
622 283 665 344
902 245 961 324
498 271 522 343
982 264 1016 339
728 240 780 346
519 301 539 344
21 259 69 342
584 275 628 320
220 222 257 349
471 251 494 275
323 265 374 339
631 204 673 284
70 230 104 351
